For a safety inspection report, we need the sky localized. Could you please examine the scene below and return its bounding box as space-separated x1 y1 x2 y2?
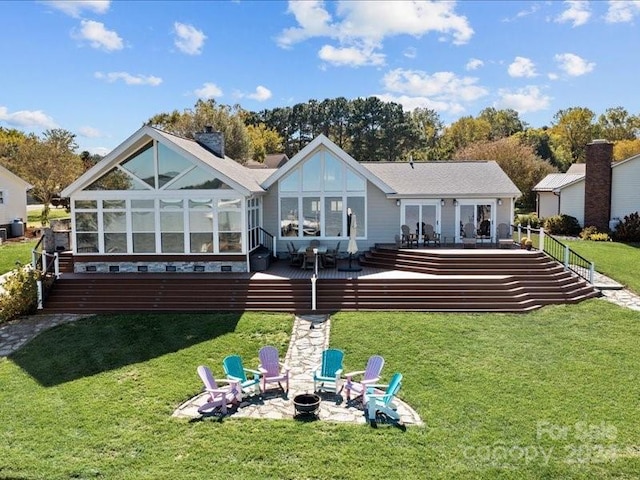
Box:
1 0 639 156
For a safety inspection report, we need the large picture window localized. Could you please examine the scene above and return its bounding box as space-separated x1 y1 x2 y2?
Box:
279 149 366 239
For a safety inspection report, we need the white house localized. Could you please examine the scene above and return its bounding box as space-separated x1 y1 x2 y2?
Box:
0 164 32 238
61 125 521 273
534 141 640 229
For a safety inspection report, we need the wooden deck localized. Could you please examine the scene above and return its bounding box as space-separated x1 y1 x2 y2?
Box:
43 248 600 314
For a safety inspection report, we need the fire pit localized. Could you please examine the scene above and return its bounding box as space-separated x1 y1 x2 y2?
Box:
293 393 321 419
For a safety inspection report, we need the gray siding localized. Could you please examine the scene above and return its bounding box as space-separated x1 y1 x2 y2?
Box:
365 181 400 248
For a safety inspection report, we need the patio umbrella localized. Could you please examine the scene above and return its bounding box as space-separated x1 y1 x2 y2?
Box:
347 213 358 255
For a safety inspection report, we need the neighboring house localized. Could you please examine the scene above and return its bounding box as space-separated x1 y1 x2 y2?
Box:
61 126 520 273
245 153 289 169
0 164 32 238
534 140 640 229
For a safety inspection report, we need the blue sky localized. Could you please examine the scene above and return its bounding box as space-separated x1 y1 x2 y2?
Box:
1 0 639 155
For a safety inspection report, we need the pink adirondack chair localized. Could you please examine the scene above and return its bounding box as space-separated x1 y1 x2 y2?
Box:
257 346 290 394
344 355 385 403
196 365 241 415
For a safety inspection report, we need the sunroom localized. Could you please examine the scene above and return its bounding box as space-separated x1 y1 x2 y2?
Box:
60 126 267 273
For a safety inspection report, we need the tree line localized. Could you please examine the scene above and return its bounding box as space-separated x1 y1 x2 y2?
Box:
1 98 639 225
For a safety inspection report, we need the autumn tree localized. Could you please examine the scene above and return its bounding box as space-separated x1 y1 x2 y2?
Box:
0 129 84 225
477 107 525 140
613 139 640 161
246 124 284 162
597 107 640 141
147 99 252 162
441 116 492 153
455 137 556 209
550 107 599 164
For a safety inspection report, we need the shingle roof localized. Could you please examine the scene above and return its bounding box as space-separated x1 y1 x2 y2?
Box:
361 161 521 197
533 173 584 191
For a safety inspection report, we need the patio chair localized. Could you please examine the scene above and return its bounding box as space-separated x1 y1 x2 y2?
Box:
257 345 290 394
365 372 403 427
302 247 317 270
313 348 344 393
222 354 261 395
344 354 385 403
309 239 320 248
462 222 477 248
400 225 417 248
196 365 241 415
423 224 441 247
497 223 515 249
323 241 340 268
286 243 303 267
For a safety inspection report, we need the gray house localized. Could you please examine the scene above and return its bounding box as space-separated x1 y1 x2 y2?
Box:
61 126 521 273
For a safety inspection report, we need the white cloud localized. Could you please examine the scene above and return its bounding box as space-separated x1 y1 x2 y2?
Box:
495 86 551 113
0 106 58 129
379 68 487 115
94 72 162 86
78 126 102 138
403 47 417 59
605 0 640 23
466 58 484 71
508 56 537 78
89 146 110 156
74 20 123 51
247 86 272 102
173 22 206 55
318 44 385 66
277 1 473 68
555 0 591 27
194 82 223 99
554 53 595 76
548 72 559 80
46 0 110 18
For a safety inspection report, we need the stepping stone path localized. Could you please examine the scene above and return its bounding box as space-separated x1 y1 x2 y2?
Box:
173 314 424 426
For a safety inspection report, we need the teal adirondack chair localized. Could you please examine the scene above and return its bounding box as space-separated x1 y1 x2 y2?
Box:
313 348 344 393
365 372 403 427
223 355 261 395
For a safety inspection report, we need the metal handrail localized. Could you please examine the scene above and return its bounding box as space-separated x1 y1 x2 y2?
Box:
515 224 595 283
31 235 60 309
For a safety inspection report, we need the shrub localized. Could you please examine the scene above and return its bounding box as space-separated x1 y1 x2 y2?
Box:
0 265 39 324
613 212 640 242
543 214 581 236
580 226 610 241
514 213 540 228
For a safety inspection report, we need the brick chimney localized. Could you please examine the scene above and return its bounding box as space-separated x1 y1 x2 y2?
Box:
584 139 613 230
195 126 225 158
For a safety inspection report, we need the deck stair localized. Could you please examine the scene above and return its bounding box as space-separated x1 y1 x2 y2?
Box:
42 248 600 314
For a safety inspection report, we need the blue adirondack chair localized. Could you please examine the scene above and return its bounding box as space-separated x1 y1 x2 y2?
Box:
313 348 344 393
223 354 261 395
365 372 403 427
344 354 385 403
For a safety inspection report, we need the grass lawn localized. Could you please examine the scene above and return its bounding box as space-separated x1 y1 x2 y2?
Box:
0 239 38 274
561 239 640 294
26 206 70 229
2 302 639 479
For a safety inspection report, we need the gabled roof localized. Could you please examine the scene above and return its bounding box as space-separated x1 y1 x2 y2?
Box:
362 161 521 198
533 173 585 192
261 134 394 193
62 126 266 197
0 164 32 190
566 163 586 175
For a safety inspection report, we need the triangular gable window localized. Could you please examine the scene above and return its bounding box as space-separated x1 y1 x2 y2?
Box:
120 142 155 188
85 167 150 191
166 166 232 190
157 143 194 188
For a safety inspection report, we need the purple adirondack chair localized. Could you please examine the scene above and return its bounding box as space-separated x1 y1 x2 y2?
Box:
196 365 241 415
257 346 290 394
344 355 385 403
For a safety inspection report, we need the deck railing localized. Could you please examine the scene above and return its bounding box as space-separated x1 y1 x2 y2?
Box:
31 236 59 309
515 224 594 283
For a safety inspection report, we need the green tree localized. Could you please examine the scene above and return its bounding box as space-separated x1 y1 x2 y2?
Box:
1 130 84 225
455 137 556 209
246 124 284 162
551 107 599 164
478 107 526 140
597 107 640 141
147 99 252 162
406 107 445 161
442 116 492 152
